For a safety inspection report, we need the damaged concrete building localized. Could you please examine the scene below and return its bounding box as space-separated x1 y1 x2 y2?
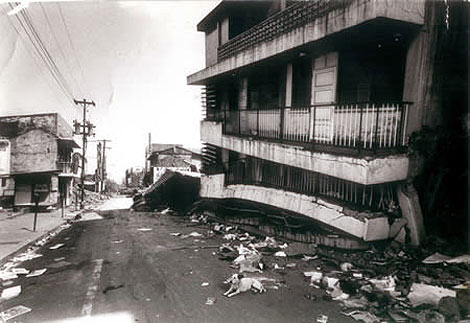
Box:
0 113 80 208
187 0 467 246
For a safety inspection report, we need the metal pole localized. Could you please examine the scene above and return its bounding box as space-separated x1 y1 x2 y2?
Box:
33 195 38 231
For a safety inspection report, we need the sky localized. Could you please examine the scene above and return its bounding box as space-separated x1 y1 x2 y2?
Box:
0 0 218 182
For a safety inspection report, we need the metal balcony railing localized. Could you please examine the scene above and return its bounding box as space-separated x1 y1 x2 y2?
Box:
57 161 78 175
224 157 400 214
217 0 354 61
209 102 410 154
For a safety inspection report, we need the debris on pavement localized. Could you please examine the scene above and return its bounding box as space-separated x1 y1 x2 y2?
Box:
201 282 209 287
205 297 216 305
11 268 29 275
49 243 65 250
137 228 153 232
25 269 47 277
407 283 456 307
316 314 328 323
1 285 21 300
0 305 31 321
112 240 123 244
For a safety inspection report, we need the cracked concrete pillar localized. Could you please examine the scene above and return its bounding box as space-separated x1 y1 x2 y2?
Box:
397 183 426 246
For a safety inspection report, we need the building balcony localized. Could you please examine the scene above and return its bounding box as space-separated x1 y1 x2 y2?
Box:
56 161 79 177
200 173 397 241
188 0 424 85
201 102 411 185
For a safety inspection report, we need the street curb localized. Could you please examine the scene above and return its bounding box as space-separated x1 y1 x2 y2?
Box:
0 212 81 268
0 202 105 268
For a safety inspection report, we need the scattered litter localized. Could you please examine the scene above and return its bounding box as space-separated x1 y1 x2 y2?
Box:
408 283 456 307
49 243 65 250
26 269 47 277
182 231 203 238
112 240 123 244
302 255 318 261
160 208 171 214
286 263 296 268
11 268 29 275
223 233 238 240
340 262 353 272
274 251 287 257
316 314 328 323
205 297 216 305
343 310 379 323
1 285 21 300
201 282 209 287
422 252 470 264
0 305 31 321
169 233 181 236
0 271 18 281
54 257 66 262
137 228 153 232
48 261 72 269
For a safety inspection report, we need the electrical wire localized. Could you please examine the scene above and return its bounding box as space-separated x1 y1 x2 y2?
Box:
39 3 84 98
0 5 68 108
57 3 89 97
7 3 75 106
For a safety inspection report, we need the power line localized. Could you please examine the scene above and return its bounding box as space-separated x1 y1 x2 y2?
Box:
7 3 75 105
20 8 75 101
39 3 84 98
1 4 72 108
57 3 89 96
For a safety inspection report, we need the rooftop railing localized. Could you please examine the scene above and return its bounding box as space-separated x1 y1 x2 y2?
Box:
217 0 354 61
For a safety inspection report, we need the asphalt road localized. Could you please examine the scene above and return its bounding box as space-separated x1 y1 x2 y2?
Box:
1 197 354 323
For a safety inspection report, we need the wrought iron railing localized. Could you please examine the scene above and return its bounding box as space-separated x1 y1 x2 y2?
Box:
212 102 410 153
217 0 354 61
224 157 400 214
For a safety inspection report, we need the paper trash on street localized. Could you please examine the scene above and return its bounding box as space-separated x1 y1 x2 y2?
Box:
49 243 65 250
11 268 29 275
1 285 21 300
0 305 31 321
137 228 153 232
26 269 47 277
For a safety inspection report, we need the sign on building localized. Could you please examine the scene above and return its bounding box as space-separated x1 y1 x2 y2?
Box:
0 139 10 176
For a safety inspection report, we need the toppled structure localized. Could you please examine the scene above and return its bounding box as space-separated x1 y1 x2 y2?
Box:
132 169 200 212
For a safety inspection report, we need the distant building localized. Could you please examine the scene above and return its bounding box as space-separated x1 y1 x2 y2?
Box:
145 144 201 183
125 166 144 188
0 113 80 208
188 0 466 245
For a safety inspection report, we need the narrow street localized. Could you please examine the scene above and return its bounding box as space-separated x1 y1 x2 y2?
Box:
0 197 351 323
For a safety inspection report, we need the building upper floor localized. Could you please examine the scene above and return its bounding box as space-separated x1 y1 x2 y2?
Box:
188 0 424 85
0 113 80 176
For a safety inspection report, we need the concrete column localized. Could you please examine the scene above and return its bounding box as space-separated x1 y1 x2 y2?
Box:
238 78 248 110
285 63 293 108
397 183 426 246
221 148 229 166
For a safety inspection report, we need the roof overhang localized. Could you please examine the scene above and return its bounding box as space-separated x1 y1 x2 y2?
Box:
58 137 80 149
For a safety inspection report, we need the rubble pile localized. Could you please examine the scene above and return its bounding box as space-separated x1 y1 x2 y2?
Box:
189 214 470 322
132 169 200 212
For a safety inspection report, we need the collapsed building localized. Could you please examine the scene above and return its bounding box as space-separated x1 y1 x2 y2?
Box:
187 0 467 246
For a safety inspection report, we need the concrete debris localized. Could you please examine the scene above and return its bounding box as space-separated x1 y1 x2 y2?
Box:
0 285 21 300
408 283 456 307
0 305 31 321
131 169 200 212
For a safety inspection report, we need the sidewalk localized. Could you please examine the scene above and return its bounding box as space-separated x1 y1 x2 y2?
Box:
0 207 79 264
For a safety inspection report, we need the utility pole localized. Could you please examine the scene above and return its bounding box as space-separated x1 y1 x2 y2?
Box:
73 99 95 209
91 139 111 193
